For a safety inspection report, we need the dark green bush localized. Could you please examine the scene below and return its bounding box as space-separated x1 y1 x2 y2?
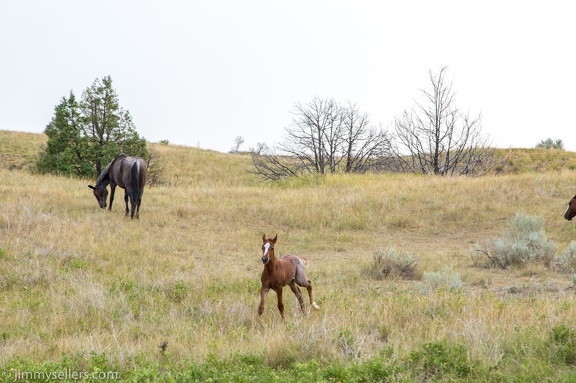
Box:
406 340 476 381
548 325 576 366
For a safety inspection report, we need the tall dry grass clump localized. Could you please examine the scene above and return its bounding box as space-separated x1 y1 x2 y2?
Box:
363 244 420 280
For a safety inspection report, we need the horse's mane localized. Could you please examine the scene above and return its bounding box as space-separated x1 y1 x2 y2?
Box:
96 153 126 186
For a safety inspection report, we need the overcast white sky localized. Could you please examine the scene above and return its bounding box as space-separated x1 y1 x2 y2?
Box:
1 1 575 153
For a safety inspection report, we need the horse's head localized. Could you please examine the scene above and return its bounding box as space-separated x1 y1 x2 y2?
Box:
261 234 277 265
565 195 576 221
88 184 108 209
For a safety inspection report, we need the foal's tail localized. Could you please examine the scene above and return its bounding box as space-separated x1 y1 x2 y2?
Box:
131 161 141 204
300 257 309 267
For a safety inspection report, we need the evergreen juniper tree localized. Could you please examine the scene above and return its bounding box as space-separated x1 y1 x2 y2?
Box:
37 92 93 177
37 76 148 178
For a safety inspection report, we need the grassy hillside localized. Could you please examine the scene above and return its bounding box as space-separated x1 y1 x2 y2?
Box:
2 130 576 381
494 147 576 173
0 130 46 171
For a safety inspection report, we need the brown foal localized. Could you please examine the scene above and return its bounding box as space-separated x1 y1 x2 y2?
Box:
258 234 319 320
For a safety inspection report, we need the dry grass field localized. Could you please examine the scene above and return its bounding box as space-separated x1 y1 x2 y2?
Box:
2 130 576 381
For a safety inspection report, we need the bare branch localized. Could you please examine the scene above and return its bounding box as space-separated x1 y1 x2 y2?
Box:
250 97 393 179
391 67 493 176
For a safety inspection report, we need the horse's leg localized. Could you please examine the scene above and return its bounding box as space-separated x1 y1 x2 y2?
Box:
295 271 320 310
124 192 130 217
304 279 319 310
258 286 270 317
288 280 305 314
304 279 320 310
135 195 141 219
109 184 116 211
129 192 137 219
275 287 285 321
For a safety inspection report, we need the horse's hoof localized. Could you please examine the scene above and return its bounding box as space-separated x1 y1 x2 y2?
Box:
312 302 320 310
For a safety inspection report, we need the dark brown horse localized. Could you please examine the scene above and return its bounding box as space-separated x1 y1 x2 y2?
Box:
258 234 319 320
88 153 147 219
565 195 576 221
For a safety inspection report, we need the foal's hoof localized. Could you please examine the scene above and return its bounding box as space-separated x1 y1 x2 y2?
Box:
312 302 320 310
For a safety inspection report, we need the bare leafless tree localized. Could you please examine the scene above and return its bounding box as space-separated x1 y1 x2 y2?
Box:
250 97 392 180
391 67 494 176
230 136 245 153
283 97 342 175
250 143 300 180
145 144 166 187
340 101 392 173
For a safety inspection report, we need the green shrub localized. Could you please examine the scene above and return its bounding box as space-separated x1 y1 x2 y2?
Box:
472 213 556 269
548 325 576 366
338 328 361 360
536 138 564 150
406 340 476 380
166 280 189 303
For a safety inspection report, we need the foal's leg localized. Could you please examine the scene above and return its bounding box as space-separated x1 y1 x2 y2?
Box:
304 280 320 310
258 286 270 317
295 274 320 310
275 287 285 321
295 261 320 310
288 280 305 313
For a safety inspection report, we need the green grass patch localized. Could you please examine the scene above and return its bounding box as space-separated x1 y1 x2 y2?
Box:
6 337 576 383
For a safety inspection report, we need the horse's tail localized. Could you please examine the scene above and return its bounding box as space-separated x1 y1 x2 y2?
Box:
131 161 141 203
300 257 309 267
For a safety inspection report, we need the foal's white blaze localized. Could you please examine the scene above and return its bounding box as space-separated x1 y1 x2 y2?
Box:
263 242 271 256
